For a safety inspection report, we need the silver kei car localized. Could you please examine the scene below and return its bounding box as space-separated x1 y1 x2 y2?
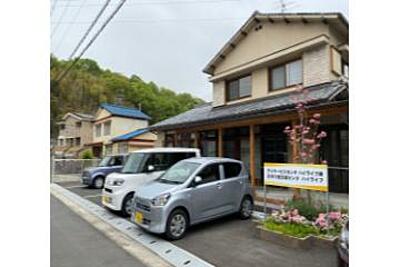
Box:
132 157 253 240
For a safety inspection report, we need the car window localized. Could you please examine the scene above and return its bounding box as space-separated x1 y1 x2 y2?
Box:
223 162 242 179
146 152 197 172
166 152 196 166
113 156 123 166
197 163 220 184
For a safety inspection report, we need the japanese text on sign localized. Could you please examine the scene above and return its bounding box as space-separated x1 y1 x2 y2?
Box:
264 163 328 192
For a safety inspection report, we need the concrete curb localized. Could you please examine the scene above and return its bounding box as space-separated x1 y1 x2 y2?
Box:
51 183 215 267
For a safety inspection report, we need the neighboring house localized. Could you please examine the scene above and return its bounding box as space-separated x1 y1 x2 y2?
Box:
151 12 349 193
88 103 155 157
111 128 157 154
55 112 94 158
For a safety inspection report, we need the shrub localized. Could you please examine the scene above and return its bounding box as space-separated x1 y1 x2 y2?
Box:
286 199 318 220
81 149 94 159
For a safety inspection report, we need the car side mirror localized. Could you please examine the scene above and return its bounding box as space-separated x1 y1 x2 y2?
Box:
193 176 202 186
147 165 155 172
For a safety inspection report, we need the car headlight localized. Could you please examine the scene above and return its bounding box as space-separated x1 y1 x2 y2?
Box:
151 193 171 207
111 178 125 186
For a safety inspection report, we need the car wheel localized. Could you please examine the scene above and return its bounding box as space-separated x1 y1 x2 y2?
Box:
121 193 135 217
165 209 188 240
93 176 104 189
239 196 253 220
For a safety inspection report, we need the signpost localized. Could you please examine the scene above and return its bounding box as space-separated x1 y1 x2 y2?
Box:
263 163 330 227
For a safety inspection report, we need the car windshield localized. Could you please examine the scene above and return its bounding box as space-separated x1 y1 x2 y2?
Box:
98 156 111 167
121 153 148 174
157 161 200 184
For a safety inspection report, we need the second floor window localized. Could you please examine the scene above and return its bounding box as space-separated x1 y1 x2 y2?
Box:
270 59 303 91
95 124 101 137
103 121 111 136
226 75 251 101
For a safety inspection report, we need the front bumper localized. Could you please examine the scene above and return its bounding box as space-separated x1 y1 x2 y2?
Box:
132 197 168 234
81 176 93 186
102 187 125 211
337 241 349 264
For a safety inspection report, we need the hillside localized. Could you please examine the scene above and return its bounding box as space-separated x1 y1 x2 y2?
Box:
50 55 204 137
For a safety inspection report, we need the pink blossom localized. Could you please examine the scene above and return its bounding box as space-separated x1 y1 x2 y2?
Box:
328 212 342 221
317 131 327 138
313 113 321 120
321 160 328 164
309 118 316 124
312 144 321 149
300 152 308 158
303 139 315 145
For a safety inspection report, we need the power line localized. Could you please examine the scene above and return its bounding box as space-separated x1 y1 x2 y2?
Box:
56 0 239 8
51 17 248 25
55 0 128 83
51 0 72 38
54 0 89 54
68 0 111 60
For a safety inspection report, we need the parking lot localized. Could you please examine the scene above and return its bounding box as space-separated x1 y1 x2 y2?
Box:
56 181 339 267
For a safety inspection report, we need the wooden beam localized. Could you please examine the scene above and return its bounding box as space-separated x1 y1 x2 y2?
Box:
218 128 223 157
194 131 200 149
173 133 178 147
267 17 274 23
249 124 256 187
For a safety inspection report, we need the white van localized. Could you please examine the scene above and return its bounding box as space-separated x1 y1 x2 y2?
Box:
102 147 201 216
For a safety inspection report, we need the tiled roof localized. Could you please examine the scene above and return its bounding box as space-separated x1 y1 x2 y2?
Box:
74 112 95 121
100 103 151 120
150 81 348 131
112 128 149 142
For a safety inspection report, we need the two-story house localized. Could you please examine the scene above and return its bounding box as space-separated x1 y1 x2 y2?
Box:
88 103 157 157
55 112 94 158
151 12 349 194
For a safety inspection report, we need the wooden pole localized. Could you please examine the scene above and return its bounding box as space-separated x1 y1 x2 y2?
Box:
218 128 223 157
249 124 256 187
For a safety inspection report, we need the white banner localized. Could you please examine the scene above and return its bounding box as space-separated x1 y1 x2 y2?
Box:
264 163 328 192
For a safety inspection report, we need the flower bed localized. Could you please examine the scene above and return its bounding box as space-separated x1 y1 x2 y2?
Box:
257 207 348 249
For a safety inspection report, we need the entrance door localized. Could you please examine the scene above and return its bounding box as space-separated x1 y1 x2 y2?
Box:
320 125 349 193
260 123 289 184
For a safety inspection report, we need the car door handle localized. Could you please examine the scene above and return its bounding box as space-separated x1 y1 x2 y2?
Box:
216 183 222 190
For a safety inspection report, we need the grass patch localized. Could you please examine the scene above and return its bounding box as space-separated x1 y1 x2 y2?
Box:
264 218 318 238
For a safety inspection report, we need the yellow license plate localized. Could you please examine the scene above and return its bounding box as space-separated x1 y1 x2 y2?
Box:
102 195 110 204
135 211 143 224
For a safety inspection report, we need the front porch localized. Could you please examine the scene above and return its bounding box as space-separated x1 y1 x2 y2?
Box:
160 103 348 194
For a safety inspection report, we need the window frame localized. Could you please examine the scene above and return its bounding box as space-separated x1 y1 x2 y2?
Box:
225 74 252 102
95 124 102 137
103 121 111 136
269 58 303 91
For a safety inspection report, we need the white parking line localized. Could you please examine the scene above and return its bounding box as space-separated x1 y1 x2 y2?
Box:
64 185 87 189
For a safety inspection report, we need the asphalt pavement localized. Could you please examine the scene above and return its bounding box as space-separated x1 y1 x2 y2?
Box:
51 195 147 267
55 181 339 267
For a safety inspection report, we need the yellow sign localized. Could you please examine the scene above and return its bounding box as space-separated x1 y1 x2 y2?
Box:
264 163 328 192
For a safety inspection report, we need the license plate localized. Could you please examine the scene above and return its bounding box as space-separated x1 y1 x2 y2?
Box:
135 211 143 224
102 195 110 204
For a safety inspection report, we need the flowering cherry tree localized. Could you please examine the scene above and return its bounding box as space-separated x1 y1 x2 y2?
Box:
284 85 328 200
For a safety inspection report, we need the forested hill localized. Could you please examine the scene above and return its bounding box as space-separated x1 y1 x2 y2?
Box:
50 55 204 137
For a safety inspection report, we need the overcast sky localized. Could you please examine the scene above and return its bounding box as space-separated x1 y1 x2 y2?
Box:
50 0 348 101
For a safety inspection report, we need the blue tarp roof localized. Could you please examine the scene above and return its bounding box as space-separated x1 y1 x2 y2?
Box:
100 103 151 120
112 128 149 142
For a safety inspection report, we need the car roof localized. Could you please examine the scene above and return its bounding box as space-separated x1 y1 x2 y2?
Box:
183 157 242 165
131 147 200 153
